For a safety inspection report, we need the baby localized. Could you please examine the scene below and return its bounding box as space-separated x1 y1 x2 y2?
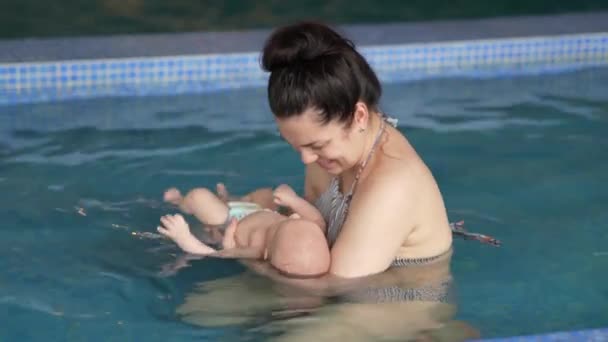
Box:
158 184 330 277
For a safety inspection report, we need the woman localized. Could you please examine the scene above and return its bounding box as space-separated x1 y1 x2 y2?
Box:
252 21 455 279
176 21 487 341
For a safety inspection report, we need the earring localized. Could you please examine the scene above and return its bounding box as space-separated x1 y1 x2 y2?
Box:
359 128 365 133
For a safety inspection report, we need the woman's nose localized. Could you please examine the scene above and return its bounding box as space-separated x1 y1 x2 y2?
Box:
300 149 318 164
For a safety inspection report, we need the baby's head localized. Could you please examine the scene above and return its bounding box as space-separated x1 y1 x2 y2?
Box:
268 220 330 277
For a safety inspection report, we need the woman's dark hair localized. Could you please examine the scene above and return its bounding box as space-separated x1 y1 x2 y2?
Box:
261 21 382 125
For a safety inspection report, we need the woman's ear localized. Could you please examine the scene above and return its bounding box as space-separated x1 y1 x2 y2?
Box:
353 101 370 131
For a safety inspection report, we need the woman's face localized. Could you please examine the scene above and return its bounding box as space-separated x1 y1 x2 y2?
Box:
275 104 369 175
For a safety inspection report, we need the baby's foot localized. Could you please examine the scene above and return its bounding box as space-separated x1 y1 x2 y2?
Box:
216 183 229 202
163 188 183 205
158 214 215 255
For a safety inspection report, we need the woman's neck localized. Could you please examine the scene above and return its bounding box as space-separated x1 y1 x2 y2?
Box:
343 112 385 182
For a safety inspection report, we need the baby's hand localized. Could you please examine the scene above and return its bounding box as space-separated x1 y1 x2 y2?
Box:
157 214 193 243
158 214 217 255
273 184 298 207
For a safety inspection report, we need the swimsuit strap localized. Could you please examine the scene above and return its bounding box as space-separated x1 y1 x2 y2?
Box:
341 115 388 212
351 118 386 193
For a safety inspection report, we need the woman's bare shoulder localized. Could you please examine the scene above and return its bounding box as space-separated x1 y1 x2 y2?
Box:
362 158 418 197
359 134 427 200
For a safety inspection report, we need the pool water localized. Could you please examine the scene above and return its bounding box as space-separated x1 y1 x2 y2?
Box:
1 66 607 341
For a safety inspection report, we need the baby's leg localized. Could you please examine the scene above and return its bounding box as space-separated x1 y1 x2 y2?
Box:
164 187 229 226
215 183 277 210
240 187 278 211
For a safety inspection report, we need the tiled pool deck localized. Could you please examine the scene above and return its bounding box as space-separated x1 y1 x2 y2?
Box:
1 11 608 106
1 10 607 341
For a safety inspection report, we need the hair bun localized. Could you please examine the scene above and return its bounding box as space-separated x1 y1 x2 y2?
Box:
262 21 354 72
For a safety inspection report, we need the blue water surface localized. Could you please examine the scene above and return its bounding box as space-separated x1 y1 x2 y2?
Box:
1 67 607 341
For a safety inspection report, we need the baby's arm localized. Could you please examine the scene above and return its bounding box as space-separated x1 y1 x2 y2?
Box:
209 248 265 260
157 214 216 255
158 214 267 260
274 185 326 232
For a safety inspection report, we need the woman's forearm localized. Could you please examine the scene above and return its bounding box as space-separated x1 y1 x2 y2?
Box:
241 260 362 296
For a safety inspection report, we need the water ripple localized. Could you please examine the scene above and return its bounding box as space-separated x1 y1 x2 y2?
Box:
6 132 255 165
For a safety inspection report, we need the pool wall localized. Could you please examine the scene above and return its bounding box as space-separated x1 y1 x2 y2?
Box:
1 12 607 107
1 10 607 341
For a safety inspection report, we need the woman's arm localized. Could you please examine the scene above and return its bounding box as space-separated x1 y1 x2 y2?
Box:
240 259 363 296
329 170 417 278
239 165 415 294
242 169 417 294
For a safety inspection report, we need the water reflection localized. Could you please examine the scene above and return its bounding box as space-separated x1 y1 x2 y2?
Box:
174 250 479 341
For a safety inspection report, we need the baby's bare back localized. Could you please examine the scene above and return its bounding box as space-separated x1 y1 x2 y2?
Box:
234 210 287 250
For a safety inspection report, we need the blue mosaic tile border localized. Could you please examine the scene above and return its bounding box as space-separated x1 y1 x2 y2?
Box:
1 32 607 105
473 327 608 341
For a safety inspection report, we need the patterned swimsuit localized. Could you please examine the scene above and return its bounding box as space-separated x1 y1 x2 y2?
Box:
313 114 498 302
